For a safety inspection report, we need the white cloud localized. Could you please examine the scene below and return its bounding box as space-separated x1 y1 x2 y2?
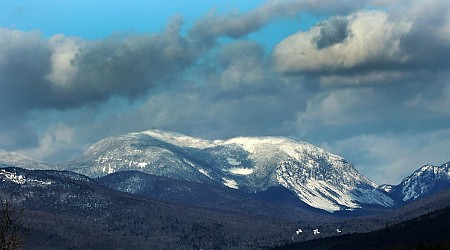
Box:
274 10 412 74
46 34 83 86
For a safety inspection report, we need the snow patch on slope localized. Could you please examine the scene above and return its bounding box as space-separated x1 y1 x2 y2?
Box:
378 184 394 193
137 162 147 168
276 159 394 212
224 137 292 154
228 167 253 175
226 158 241 166
198 168 212 179
222 178 238 189
0 169 52 186
0 169 26 184
140 130 213 149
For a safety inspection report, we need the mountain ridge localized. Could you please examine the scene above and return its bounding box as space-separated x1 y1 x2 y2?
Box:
61 129 394 212
0 149 55 170
1 129 449 213
0 166 301 249
378 162 450 203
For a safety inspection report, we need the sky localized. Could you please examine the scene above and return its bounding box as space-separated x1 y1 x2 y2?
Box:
0 0 449 185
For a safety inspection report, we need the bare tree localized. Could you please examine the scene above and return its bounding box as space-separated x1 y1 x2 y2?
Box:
0 198 27 250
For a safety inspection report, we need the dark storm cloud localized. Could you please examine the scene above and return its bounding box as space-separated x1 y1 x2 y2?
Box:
64 21 192 106
0 17 192 111
0 29 52 116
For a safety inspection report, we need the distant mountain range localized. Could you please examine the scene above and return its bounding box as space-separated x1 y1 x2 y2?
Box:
0 129 449 249
1 129 449 213
0 149 54 170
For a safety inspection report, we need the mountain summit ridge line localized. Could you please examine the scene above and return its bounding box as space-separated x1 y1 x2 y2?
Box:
60 129 394 212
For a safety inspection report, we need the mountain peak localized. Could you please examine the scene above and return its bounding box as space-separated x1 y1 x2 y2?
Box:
389 162 450 202
63 129 394 212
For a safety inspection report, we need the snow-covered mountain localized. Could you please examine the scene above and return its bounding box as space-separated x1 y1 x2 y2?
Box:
380 162 450 202
63 129 394 212
0 149 54 170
